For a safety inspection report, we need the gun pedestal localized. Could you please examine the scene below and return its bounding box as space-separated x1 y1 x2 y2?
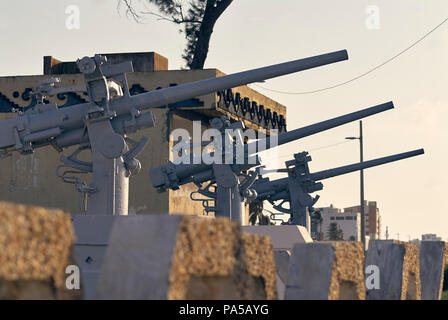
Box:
213 163 247 223
85 121 130 215
285 152 320 226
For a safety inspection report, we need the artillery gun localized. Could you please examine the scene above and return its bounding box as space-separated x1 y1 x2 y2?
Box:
0 50 350 215
251 149 424 226
149 101 397 224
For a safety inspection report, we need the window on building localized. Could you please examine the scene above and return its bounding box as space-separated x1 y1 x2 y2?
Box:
345 216 354 220
330 217 335 220
336 217 344 220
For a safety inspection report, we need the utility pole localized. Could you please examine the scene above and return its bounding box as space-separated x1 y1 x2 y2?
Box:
346 120 365 246
360 121 365 245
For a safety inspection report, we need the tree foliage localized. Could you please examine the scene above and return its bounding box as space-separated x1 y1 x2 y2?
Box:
442 266 448 300
119 0 233 69
327 222 344 241
249 202 274 226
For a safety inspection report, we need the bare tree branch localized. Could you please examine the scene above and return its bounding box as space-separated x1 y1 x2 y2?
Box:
117 0 233 69
139 10 202 24
119 0 143 23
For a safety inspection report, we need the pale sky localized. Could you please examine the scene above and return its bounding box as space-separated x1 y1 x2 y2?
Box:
0 0 447 241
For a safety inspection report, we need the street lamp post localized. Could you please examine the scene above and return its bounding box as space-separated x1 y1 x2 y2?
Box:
346 121 366 246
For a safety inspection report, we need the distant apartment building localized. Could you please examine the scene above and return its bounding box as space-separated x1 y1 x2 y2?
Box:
344 201 381 240
410 234 442 245
422 234 442 241
313 204 361 241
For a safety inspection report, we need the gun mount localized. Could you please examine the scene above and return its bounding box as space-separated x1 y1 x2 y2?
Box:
251 148 424 226
149 101 396 224
0 50 349 215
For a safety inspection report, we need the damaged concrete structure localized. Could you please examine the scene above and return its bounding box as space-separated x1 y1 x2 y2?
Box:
0 201 80 300
96 215 277 300
285 242 366 300
366 240 421 300
419 241 448 300
2 199 446 300
242 225 313 300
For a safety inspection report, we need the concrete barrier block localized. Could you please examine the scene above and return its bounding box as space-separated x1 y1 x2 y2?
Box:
242 225 312 250
97 215 277 299
0 201 80 299
242 225 312 300
241 233 277 300
420 241 448 300
366 240 420 300
285 242 366 300
273 250 290 300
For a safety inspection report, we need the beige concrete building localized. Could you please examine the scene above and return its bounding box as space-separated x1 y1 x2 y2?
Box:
344 200 381 240
0 52 287 225
315 205 361 241
314 201 381 241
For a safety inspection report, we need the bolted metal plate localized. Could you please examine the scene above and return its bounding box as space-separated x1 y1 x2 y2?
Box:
77 56 96 74
98 132 126 159
213 164 238 188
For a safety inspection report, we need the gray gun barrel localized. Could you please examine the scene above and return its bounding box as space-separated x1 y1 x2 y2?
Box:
246 101 394 152
310 148 424 181
252 178 289 199
150 101 394 189
126 50 348 111
253 148 424 201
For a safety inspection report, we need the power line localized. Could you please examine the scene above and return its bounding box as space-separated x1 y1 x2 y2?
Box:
253 15 448 95
309 139 353 152
260 139 354 163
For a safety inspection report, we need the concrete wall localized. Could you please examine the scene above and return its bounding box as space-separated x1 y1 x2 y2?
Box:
43 52 169 75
